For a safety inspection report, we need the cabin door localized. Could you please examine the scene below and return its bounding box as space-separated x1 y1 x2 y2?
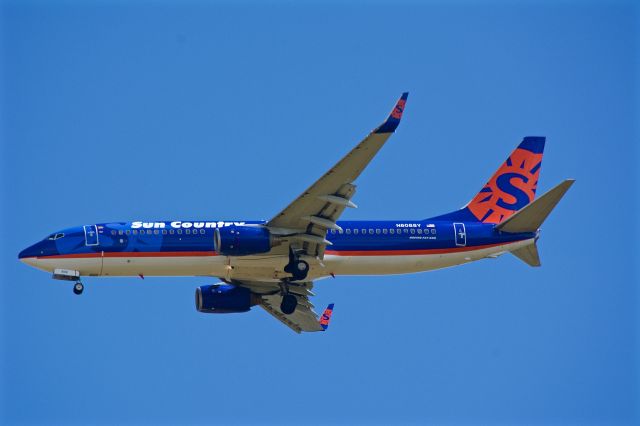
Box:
453 223 466 247
84 225 99 246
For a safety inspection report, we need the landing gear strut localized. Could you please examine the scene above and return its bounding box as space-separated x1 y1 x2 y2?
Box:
284 247 309 281
73 282 84 295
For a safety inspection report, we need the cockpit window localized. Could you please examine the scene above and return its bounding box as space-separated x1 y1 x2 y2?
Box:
47 233 65 240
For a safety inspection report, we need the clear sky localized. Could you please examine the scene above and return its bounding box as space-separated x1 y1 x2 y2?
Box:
1 1 638 424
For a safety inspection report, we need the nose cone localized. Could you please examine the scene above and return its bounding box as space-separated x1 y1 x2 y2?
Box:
19 244 37 260
19 242 43 266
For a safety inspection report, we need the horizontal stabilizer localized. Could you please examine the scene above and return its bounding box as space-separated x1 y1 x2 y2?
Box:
511 242 541 267
496 179 575 233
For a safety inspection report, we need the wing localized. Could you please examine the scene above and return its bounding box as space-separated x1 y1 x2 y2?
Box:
267 92 409 258
231 279 333 333
260 293 325 333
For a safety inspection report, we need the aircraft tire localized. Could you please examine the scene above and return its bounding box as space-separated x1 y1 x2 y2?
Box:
280 294 297 315
292 260 309 281
73 282 84 295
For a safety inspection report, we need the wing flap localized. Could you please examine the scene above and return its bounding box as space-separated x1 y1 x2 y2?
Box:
260 294 325 333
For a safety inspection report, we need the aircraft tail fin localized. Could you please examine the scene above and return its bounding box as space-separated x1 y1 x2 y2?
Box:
496 179 575 233
510 242 541 267
430 137 546 223
465 136 546 223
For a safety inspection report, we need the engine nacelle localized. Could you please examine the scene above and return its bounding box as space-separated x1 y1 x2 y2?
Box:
195 283 260 314
213 225 275 256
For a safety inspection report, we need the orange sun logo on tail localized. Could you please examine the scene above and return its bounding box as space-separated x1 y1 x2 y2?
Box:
467 137 545 224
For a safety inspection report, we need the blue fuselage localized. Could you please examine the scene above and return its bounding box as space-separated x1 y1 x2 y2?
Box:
19 219 534 261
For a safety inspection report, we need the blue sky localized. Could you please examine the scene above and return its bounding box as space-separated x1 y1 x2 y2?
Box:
1 1 637 424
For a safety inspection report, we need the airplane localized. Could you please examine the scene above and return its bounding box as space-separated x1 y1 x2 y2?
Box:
18 93 574 333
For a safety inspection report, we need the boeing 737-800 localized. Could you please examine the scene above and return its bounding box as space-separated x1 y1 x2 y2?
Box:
18 93 574 333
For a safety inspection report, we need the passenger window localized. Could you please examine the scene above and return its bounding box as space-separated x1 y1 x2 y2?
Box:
375 229 381 234
177 229 182 234
132 230 138 235
162 230 167 235
153 230 159 235
410 229 415 234
125 230 131 235
200 229 205 234
362 229 366 234
368 229 373 234
354 229 359 235
147 230 153 235
185 229 190 234
403 229 408 234
338 229 343 234
417 229 422 234
431 229 436 234
330 229 336 234
382 229 388 234
110 230 116 235
390 229 395 234
118 230 123 235
169 229 174 234
346 229 351 234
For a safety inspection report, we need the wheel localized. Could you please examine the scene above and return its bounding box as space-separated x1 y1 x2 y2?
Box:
291 260 309 281
280 294 297 315
296 260 309 273
73 282 84 295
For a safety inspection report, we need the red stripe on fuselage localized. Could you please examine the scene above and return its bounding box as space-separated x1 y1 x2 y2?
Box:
30 241 524 260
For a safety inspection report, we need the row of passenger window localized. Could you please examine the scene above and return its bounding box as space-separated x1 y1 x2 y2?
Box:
330 228 437 236
110 229 206 236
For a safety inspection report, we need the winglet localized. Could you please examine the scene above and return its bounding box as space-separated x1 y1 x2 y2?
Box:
319 303 334 331
374 92 409 134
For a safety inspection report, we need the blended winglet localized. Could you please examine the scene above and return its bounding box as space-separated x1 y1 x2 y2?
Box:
375 92 409 134
319 303 335 331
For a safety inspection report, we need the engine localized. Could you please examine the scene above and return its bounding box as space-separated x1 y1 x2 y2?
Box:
213 225 276 256
195 283 260 314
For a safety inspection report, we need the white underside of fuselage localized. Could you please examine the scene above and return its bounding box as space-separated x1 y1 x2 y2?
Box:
21 239 534 286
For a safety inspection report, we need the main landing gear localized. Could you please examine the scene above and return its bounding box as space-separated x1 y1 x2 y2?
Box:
278 281 298 315
284 247 309 281
73 281 84 295
280 293 297 315
280 247 310 314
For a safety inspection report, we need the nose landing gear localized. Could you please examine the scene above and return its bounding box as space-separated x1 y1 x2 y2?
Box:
52 269 84 295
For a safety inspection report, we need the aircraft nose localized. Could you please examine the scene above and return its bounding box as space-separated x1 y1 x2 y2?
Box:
18 243 41 263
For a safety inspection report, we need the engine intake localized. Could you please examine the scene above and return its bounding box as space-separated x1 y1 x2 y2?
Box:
195 283 260 314
214 225 276 256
